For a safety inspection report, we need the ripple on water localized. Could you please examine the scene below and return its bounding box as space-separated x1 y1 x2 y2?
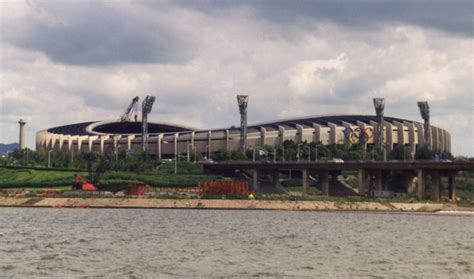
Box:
0 208 473 278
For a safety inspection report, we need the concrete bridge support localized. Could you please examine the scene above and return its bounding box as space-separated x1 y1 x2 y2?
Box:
448 175 455 200
302 169 308 195
358 169 367 196
320 171 329 196
272 171 280 189
417 169 426 200
253 169 260 192
431 171 441 201
374 170 383 191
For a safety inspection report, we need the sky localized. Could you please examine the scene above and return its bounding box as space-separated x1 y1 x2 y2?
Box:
0 0 472 156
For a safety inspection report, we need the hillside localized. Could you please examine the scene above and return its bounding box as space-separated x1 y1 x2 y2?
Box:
0 143 19 155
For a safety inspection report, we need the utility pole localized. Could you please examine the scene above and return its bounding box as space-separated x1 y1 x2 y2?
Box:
187 139 190 162
315 145 318 161
174 154 178 175
281 145 285 162
48 150 52 168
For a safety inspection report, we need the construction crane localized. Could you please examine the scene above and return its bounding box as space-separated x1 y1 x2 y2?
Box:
120 96 140 122
142 96 156 153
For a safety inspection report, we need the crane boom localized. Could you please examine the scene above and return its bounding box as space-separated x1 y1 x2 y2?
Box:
120 96 140 122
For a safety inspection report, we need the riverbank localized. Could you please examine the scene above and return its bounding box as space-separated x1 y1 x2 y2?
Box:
1 197 472 213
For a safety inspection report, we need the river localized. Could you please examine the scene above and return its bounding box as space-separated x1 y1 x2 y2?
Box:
0 208 472 278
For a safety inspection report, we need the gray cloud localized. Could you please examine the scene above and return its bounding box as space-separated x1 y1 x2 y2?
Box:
0 1 472 156
1 1 194 65
176 0 473 36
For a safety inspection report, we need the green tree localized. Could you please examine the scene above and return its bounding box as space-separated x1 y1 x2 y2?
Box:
212 149 231 161
415 146 435 160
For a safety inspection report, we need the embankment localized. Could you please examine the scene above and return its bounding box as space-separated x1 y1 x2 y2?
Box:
0 197 472 213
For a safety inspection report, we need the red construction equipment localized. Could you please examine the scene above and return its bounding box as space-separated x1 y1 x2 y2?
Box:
198 180 249 196
73 173 98 191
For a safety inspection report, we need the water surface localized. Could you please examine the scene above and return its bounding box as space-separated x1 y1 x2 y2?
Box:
0 208 472 278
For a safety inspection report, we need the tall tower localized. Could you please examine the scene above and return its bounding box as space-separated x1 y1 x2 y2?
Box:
141 96 156 153
417 101 431 149
18 119 26 150
237 95 249 150
373 98 385 149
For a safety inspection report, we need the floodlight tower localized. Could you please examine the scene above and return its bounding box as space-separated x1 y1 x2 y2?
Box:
417 101 431 149
373 98 385 150
141 96 156 153
237 95 249 150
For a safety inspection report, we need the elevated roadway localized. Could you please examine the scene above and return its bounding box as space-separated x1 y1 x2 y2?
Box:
200 161 474 200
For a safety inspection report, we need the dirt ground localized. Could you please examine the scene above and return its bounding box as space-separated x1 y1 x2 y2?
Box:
0 197 471 213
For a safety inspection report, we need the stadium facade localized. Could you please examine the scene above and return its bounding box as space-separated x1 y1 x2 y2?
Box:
36 115 451 158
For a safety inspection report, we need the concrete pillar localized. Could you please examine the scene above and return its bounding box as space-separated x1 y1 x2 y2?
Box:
320 171 329 196
431 126 438 151
358 169 367 196
302 169 308 195
313 124 322 143
383 121 393 151
295 124 303 143
253 169 260 192
447 132 451 153
404 121 416 157
448 174 455 200
174 133 179 158
45 134 53 149
278 125 286 144
414 122 425 147
18 119 26 150
417 169 426 200
207 131 212 158
88 136 94 152
431 126 441 152
225 130 229 150
441 129 447 153
342 122 354 145
356 121 368 150
261 127 267 146
406 172 417 196
100 136 108 156
328 123 337 144
431 171 440 201
157 134 163 161
59 135 66 150
272 171 280 189
375 170 383 191
67 135 73 151
393 121 405 147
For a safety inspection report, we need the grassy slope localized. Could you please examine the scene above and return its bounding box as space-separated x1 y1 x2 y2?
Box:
0 163 221 188
0 168 75 188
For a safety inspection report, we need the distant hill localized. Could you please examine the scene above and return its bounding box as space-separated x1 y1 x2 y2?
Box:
0 143 19 155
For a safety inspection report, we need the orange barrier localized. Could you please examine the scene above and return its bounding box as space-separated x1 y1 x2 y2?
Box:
198 180 249 196
127 184 147 196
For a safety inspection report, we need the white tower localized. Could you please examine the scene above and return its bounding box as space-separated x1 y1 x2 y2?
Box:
18 119 26 150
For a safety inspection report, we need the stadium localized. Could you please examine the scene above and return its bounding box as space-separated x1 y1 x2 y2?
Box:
36 112 451 159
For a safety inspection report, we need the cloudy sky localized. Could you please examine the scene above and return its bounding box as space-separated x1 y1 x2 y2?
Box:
0 0 472 156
